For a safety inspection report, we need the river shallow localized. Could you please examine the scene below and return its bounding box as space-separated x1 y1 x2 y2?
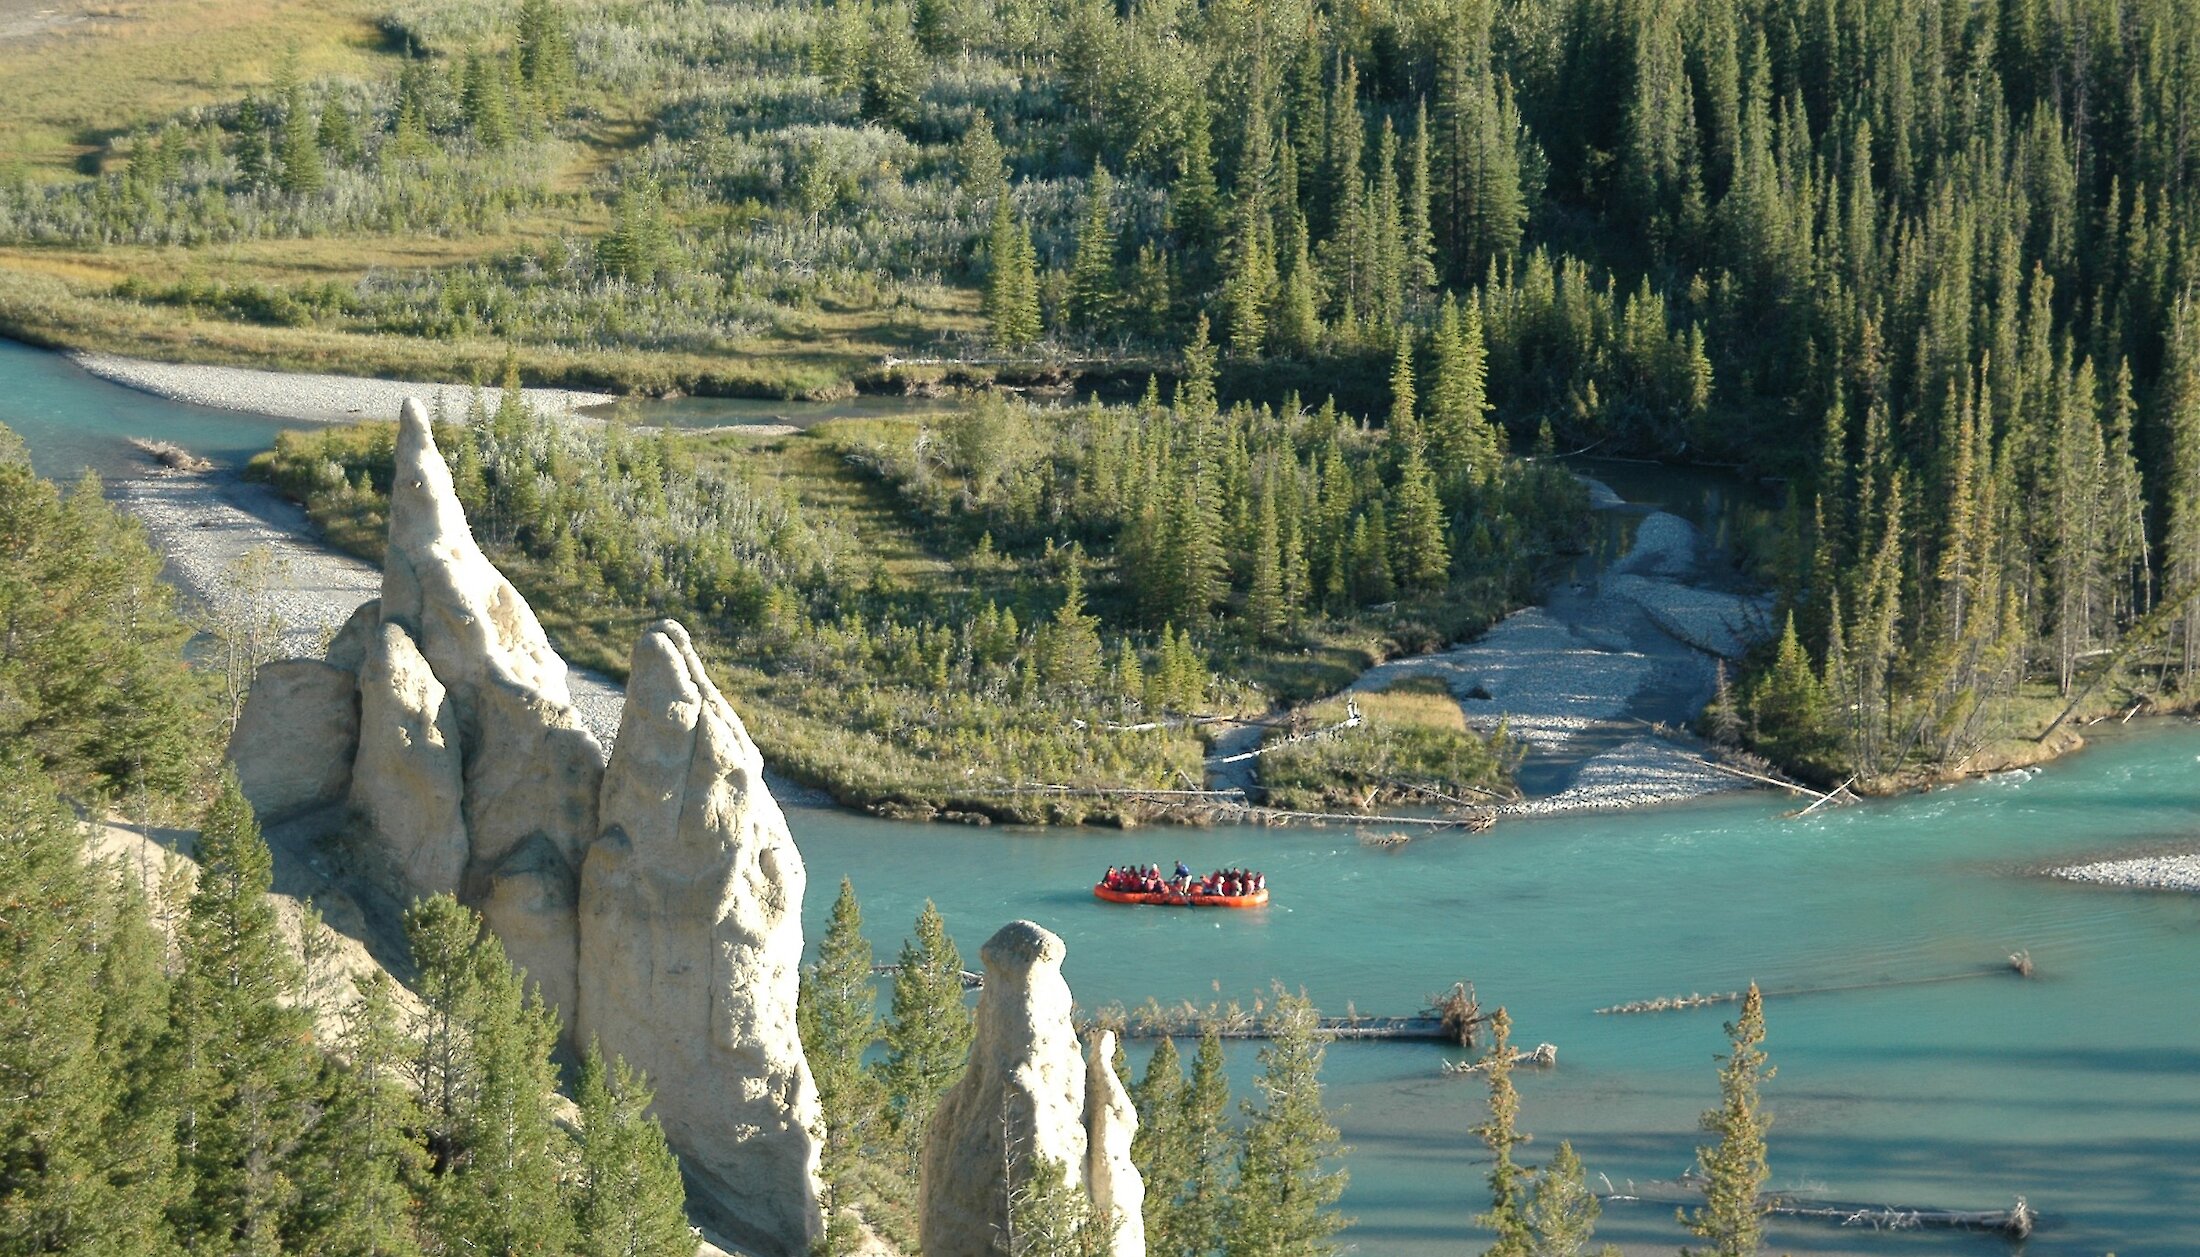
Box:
6 336 2197 1254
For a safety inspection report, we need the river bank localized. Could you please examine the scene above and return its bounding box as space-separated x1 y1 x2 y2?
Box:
1352 479 1775 814
72 349 616 424
114 459 628 748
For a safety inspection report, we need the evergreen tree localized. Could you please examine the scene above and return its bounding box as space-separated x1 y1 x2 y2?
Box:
1042 546 1105 692
461 51 512 147
1069 162 1121 335
1472 1007 1531 1257
1226 990 1347 1256
405 895 576 1255
2165 301 2200 686
517 0 575 114
574 1045 695 1257
986 195 1044 350
800 877 880 1250
1523 1142 1616 1257
881 902 974 1173
1247 478 1287 641
234 95 272 187
278 88 322 194
168 774 321 1254
294 973 425 1257
956 112 1007 206
1179 1025 1234 1255
1680 984 1773 1257
1390 445 1450 595
0 757 160 1253
1171 93 1223 264
1129 1036 1191 1254
316 97 360 166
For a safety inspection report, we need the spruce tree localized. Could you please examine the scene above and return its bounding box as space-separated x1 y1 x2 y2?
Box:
1129 1036 1190 1254
1226 990 1347 1256
956 112 1007 206
434 926 576 1253
293 973 425 1257
987 195 1043 350
1171 93 1223 264
0 757 149 1252
168 773 321 1254
1179 1025 1234 1255
574 1045 695 1257
278 88 322 194
1390 452 1450 593
1472 1007 1531 1257
1523 1142 1616 1257
881 902 974 1174
1069 162 1121 335
1248 478 1287 641
1680 984 1773 1257
800 876 882 1245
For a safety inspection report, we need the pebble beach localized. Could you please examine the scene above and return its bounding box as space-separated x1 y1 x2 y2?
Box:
2052 854 2200 893
73 351 615 424
1353 483 1773 814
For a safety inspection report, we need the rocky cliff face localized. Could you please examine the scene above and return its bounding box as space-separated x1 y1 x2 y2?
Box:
582 620 822 1257
920 921 1146 1256
226 400 823 1252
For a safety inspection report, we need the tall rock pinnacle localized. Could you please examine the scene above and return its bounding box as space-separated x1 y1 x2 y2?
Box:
378 400 602 1024
922 920 1118 1256
582 619 823 1256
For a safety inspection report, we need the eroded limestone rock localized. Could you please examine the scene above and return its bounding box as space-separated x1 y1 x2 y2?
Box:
1084 1031 1145 1257
323 598 381 673
228 659 358 824
348 622 466 902
381 399 571 711
580 620 821 1256
921 920 1089 1257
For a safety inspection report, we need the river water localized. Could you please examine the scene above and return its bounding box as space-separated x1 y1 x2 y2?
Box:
5 337 2196 1255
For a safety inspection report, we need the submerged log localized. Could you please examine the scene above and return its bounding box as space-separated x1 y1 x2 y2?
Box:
1599 1181 2034 1239
1110 984 1486 1045
1442 1042 1557 1075
1596 958 2030 1015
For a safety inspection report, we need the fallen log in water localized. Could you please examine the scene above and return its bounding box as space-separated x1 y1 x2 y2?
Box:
1110 983 1486 1046
1598 1180 2034 1239
1442 1042 1558 1075
1597 958 2033 1015
870 963 984 990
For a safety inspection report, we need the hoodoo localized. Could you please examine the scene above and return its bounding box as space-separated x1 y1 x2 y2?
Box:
381 399 603 1021
226 399 828 1252
583 620 823 1256
1084 1030 1146 1257
920 920 1146 1256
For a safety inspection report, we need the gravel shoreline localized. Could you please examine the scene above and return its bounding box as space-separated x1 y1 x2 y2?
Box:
73 351 616 425
2051 854 2200 892
1350 483 1774 815
116 467 627 749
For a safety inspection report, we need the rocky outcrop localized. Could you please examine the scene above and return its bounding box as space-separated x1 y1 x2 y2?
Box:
381 400 571 711
348 622 466 901
229 660 358 823
229 399 831 1251
581 621 821 1257
1084 1031 1144 1257
922 921 1146 1256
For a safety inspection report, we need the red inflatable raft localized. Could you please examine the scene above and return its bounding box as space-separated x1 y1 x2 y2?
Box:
1093 884 1269 909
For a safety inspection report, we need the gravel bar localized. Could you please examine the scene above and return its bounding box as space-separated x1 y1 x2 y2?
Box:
2052 855 2200 893
73 351 616 424
116 468 627 749
1347 480 1773 815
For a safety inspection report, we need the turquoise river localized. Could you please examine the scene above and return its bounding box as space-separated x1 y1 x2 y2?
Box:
5 337 2197 1255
